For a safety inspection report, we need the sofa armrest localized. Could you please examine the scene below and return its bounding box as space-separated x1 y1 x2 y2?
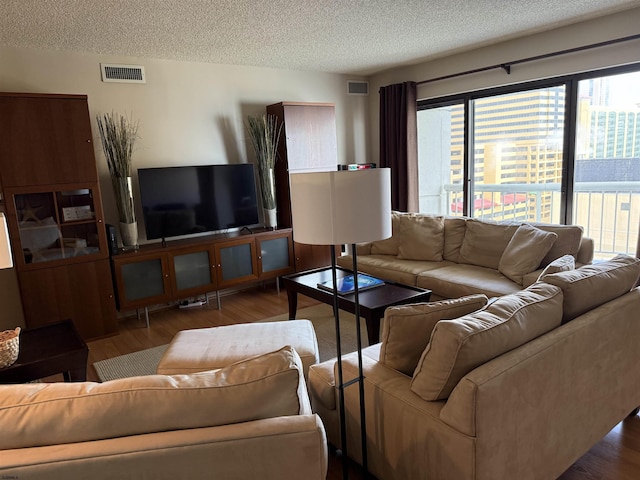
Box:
0 415 328 480
577 236 594 264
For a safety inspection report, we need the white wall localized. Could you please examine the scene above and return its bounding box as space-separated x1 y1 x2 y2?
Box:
368 7 640 163
0 46 369 329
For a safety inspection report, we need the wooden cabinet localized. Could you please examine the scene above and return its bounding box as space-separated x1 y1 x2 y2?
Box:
0 93 117 340
112 228 294 312
0 94 97 187
266 102 336 271
18 259 116 340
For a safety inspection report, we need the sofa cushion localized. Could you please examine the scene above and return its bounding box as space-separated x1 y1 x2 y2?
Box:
458 220 519 269
0 346 306 450
397 214 445 261
371 211 401 255
537 254 575 281
541 254 640 323
530 222 583 267
498 224 557 285
379 294 488 375
417 264 522 298
410 282 563 401
443 217 468 262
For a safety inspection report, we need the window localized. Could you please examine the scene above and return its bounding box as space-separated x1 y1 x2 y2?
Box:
417 64 640 257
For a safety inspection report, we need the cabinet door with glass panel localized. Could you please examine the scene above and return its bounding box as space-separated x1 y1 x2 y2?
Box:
3 183 107 269
168 244 218 299
255 230 294 279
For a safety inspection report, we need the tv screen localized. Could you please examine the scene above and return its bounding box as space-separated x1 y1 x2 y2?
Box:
138 164 259 240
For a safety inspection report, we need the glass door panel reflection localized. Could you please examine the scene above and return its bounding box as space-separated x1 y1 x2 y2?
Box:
121 259 165 301
174 250 212 291
260 237 290 273
219 243 254 282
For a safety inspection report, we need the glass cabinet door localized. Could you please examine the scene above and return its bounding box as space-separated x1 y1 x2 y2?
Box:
120 258 166 302
215 238 258 286
260 236 291 273
173 249 214 292
12 188 101 265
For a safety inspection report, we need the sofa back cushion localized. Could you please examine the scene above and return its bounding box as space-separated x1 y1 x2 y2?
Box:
379 294 488 375
0 346 306 450
443 217 468 262
498 224 558 285
410 283 563 401
370 211 401 255
458 219 519 269
541 254 640 323
397 214 445 261
529 222 583 267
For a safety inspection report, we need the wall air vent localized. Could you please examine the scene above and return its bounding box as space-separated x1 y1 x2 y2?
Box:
347 80 369 95
100 63 146 83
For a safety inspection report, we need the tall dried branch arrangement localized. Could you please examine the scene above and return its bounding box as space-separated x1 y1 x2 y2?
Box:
96 112 139 224
247 114 282 210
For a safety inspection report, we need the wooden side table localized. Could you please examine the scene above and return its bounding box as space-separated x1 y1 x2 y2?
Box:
0 319 88 384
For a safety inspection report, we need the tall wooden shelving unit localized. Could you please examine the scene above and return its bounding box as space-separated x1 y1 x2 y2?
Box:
0 92 117 340
266 102 337 271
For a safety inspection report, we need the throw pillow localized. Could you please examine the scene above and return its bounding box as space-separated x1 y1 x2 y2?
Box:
537 254 575 281
397 214 445 261
498 224 558 285
371 211 402 255
0 346 305 450
410 282 563 401
458 219 519 269
541 254 640 323
529 223 584 267
379 294 488 375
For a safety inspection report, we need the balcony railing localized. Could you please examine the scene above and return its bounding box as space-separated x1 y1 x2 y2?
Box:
432 182 640 259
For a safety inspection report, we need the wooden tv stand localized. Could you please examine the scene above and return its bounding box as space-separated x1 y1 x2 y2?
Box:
111 228 294 324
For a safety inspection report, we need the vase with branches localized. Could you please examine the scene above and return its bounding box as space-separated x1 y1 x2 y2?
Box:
247 114 282 228
96 112 139 248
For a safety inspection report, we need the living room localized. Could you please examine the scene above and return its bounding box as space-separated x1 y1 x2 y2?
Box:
1 1 640 479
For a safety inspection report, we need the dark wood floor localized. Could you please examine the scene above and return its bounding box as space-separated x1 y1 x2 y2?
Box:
83 284 640 480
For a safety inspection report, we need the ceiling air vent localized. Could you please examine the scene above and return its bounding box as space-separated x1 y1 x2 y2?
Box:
100 63 146 83
347 80 369 95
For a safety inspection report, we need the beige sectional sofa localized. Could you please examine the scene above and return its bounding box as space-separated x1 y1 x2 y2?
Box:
337 213 594 300
309 254 640 480
0 346 328 480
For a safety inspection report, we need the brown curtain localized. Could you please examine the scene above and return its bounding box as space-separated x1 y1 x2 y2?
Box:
379 81 418 212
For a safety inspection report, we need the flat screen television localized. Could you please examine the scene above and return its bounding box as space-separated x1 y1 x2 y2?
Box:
138 164 260 241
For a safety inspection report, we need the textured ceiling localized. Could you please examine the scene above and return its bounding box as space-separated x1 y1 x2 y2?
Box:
1 0 639 75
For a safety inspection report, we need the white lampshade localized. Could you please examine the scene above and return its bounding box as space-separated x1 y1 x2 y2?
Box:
290 168 392 245
0 213 13 269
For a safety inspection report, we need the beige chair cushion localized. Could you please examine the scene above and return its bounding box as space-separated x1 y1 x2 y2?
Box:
443 217 468 262
530 222 583 267
541 254 640 323
498 224 557 285
371 211 402 255
397 214 445 261
379 294 488 375
458 220 518 269
537 254 575 281
410 283 563 401
0 346 306 450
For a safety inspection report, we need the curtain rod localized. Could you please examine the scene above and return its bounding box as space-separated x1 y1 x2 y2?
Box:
416 33 640 86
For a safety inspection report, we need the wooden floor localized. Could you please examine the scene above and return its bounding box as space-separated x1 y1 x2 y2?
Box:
81 284 639 480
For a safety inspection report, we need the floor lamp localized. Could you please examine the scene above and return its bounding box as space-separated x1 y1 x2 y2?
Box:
290 168 391 478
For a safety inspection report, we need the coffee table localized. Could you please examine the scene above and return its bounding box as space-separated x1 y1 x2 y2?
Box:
0 319 89 383
282 267 431 345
